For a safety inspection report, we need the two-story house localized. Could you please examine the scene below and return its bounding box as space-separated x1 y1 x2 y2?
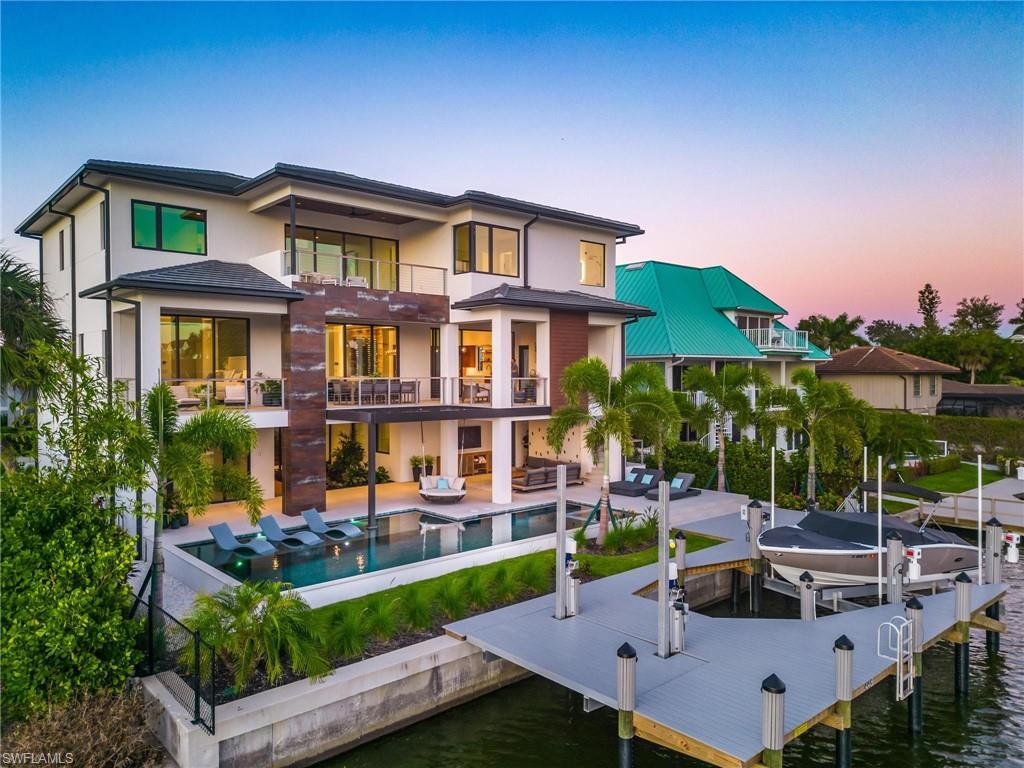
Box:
16 160 651 527
616 260 830 450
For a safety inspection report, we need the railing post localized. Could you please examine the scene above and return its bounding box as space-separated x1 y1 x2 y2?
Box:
886 531 904 605
193 629 202 725
748 499 764 614
657 481 671 658
147 596 155 676
555 464 567 620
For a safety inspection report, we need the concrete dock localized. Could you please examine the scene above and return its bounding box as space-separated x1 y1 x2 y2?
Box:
446 509 1008 768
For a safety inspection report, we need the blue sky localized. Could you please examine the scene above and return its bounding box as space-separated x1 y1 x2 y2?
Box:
3 2 1021 325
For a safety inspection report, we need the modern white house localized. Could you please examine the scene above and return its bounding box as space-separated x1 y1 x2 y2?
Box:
616 260 831 451
16 160 652 526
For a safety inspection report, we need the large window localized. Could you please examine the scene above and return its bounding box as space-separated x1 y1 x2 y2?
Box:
160 315 249 380
326 324 398 378
735 315 771 331
284 225 398 289
452 222 519 277
579 241 606 286
133 201 207 254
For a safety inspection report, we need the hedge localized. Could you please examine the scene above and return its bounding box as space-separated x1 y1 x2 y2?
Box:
648 440 797 500
922 452 962 475
925 416 1024 462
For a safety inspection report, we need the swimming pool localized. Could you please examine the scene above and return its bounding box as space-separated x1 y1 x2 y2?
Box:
180 503 585 588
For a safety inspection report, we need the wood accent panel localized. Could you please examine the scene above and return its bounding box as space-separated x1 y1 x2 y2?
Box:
279 282 449 516
548 310 589 409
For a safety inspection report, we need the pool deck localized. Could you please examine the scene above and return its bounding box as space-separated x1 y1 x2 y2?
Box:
159 471 751 547
446 510 1008 768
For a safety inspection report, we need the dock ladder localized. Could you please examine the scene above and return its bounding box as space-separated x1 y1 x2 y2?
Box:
877 616 914 700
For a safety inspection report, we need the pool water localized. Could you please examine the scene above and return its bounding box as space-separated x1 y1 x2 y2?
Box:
180 503 584 588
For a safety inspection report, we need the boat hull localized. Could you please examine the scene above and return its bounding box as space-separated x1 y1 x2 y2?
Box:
760 544 977 587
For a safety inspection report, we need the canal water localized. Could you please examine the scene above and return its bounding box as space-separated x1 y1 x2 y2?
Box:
327 563 1024 768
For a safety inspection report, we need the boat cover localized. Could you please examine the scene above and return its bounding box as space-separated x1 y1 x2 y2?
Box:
798 509 968 548
854 481 945 503
759 525 875 551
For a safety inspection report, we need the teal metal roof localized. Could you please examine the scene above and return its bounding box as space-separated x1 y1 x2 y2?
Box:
615 261 827 361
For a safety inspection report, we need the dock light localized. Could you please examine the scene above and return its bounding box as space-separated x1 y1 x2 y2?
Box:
740 504 749 522
565 536 578 556
905 547 923 580
669 562 678 590
1005 533 1021 564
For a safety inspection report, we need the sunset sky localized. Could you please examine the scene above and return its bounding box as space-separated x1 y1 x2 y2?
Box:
3 2 1021 328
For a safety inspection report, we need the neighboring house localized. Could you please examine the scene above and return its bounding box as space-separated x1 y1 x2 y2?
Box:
15 159 652 517
816 346 959 415
616 260 829 450
938 380 1024 419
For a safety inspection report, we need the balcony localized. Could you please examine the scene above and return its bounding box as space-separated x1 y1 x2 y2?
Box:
741 327 809 352
326 376 547 408
164 377 287 410
279 250 447 296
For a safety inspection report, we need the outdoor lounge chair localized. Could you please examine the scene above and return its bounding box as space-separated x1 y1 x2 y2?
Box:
609 469 663 497
258 516 322 547
301 509 365 539
208 522 276 556
645 472 701 501
419 475 467 503
169 384 201 409
221 383 247 407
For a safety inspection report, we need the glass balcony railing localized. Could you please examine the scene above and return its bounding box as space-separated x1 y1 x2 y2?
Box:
280 249 447 295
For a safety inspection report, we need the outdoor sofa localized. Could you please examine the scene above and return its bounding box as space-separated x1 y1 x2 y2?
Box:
644 472 702 501
609 468 664 497
419 475 467 504
512 457 583 492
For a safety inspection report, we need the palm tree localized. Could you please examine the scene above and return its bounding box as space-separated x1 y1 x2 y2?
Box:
956 332 993 384
1 250 63 389
761 368 877 500
675 364 772 492
869 411 936 471
796 313 867 352
146 383 264 616
546 359 676 545
628 377 681 472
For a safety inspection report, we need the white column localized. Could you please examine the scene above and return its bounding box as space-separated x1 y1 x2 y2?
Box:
491 417 512 504
535 317 551 405
439 323 460 403
250 428 276 498
440 420 458 477
780 359 787 387
138 298 162 391
491 311 512 408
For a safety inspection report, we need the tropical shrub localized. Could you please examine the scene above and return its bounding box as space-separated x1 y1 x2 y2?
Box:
0 345 150 721
921 452 962 476
183 581 331 692
490 565 519 603
652 442 716 487
925 415 1024 462
330 604 367 658
461 569 492 610
400 585 434 631
654 440 795 500
435 578 467 620
363 594 400 641
326 434 392 488
1 687 163 767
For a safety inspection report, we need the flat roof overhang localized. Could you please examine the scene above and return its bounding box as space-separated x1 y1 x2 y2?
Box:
326 404 551 424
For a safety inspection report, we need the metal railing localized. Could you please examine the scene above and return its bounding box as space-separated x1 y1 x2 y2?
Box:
133 594 216 734
280 250 447 295
327 376 444 406
324 375 548 408
457 376 492 405
742 327 809 351
512 377 546 406
163 377 286 410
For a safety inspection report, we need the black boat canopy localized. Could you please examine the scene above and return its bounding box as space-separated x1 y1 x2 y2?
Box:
854 481 945 504
799 510 968 548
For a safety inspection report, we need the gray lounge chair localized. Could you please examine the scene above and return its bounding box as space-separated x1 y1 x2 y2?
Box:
645 472 701 501
208 522 276 556
301 509 365 539
609 469 663 497
258 516 322 547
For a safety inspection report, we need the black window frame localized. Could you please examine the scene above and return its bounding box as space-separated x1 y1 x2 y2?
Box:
283 224 399 275
452 221 520 278
160 313 251 381
131 199 208 255
579 240 607 287
59 229 65 271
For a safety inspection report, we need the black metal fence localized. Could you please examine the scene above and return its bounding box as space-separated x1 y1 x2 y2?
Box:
133 596 216 734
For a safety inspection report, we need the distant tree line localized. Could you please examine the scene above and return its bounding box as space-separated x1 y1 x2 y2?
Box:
796 286 1024 386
